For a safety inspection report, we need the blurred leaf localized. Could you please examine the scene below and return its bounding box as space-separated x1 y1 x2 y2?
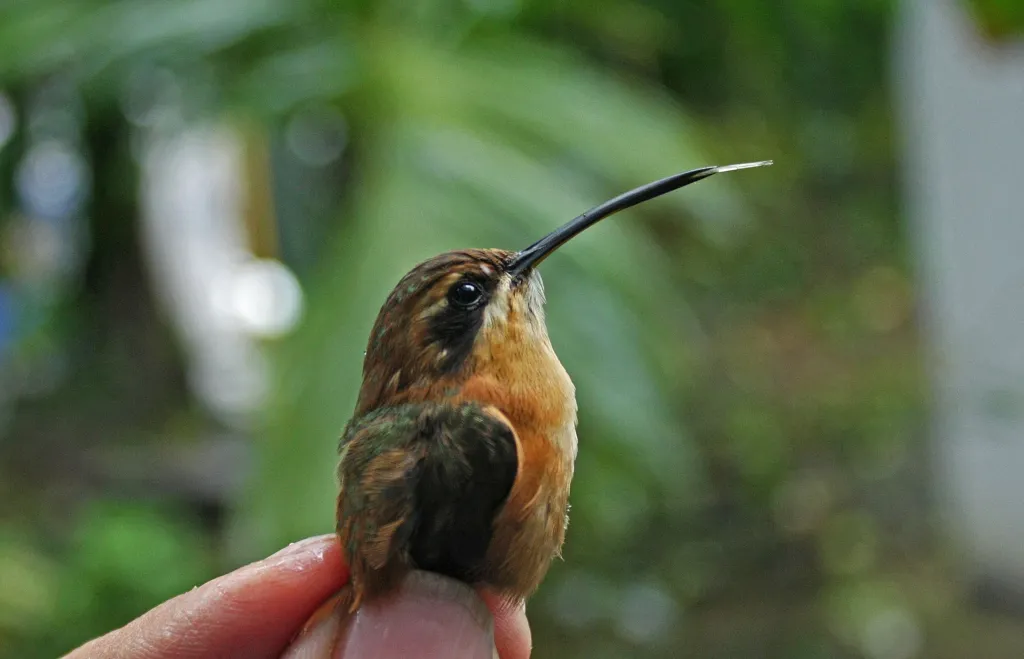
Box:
0 539 57 635
68 501 210 598
45 502 212 655
0 0 306 81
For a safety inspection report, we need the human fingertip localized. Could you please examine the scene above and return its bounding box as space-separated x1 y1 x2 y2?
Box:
338 571 495 659
478 590 531 659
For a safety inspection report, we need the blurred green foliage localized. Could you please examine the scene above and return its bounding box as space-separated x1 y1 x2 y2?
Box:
2 0 1020 657
0 503 210 658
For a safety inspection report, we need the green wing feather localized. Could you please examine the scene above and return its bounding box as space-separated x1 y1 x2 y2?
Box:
336 401 518 604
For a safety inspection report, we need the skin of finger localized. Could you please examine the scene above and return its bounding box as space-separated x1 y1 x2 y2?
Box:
336 573 496 659
478 590 531 659
284 580 531 659
63 534 348 659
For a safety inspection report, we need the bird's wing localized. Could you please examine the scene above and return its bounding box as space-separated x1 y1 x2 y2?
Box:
336 401 518 604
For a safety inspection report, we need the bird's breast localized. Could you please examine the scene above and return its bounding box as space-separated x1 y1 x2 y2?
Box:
456 334 578 597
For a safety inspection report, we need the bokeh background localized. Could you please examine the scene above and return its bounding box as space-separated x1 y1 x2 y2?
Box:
1 0 1024 657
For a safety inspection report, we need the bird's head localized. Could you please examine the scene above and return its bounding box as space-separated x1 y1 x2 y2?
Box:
353 161 772 415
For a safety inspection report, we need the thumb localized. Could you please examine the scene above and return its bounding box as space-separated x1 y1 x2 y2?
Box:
284 571 497 659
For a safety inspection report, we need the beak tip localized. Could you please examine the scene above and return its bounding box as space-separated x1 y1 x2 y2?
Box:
714 160 774 173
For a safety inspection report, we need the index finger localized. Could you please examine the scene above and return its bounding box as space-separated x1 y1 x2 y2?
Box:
65 534 347 659
64 535 532 659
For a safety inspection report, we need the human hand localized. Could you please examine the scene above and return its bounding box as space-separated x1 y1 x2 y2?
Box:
64 534 531 659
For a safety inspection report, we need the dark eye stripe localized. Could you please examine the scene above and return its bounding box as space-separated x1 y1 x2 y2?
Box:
426 277 497 373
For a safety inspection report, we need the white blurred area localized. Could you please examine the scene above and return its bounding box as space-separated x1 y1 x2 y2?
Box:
900 0 1024 599
138 122 303 427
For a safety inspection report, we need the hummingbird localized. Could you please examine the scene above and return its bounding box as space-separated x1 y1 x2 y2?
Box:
334 161 772 611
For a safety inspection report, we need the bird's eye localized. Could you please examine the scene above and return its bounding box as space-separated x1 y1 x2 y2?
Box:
449 280 484 308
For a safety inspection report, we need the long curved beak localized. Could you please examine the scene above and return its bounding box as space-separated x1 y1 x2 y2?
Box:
507 160 772 278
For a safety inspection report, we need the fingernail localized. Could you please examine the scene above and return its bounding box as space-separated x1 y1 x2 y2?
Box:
268 534 336 560
281 600 343 659
338 571 496 659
